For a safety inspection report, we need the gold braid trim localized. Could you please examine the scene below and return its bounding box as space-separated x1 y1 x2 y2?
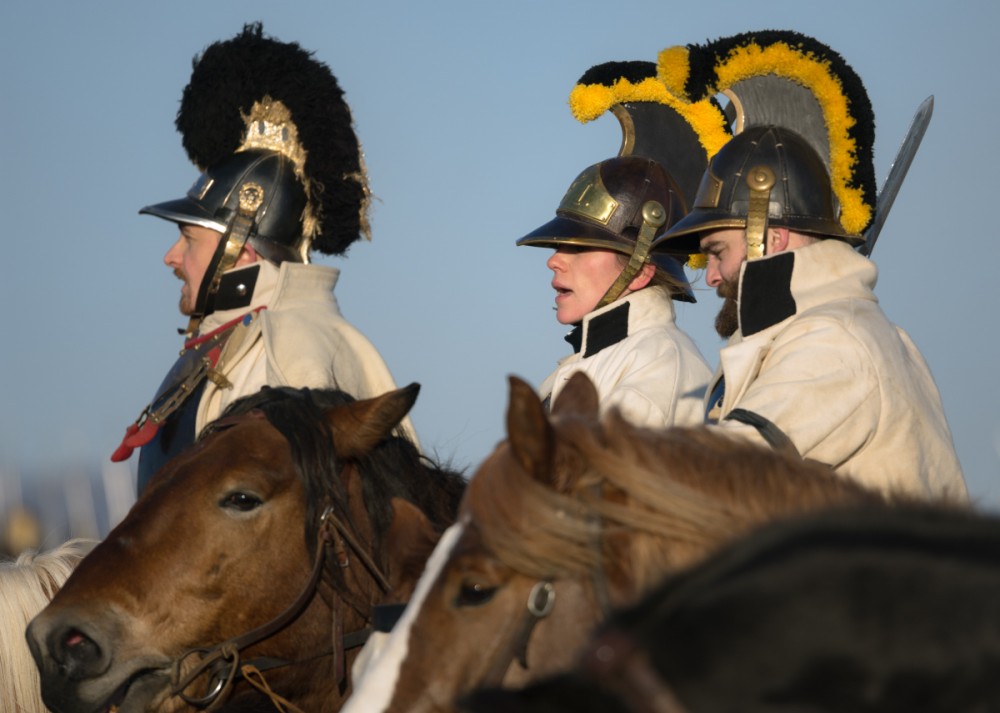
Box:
568 72 726 271
569 76 729 158
658 40 871 235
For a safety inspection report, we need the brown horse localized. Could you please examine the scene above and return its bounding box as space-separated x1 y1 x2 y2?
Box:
28 385 466 713
343 373 896 713
460 503 995 713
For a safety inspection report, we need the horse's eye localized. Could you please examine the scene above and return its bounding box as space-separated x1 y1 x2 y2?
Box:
220 491 263 512
455 581 498 608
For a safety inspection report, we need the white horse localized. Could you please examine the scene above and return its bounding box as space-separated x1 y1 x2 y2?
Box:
1 539 95 713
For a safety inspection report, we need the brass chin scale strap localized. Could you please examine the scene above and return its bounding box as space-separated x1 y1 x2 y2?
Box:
744 166 775 260
595 200 665 309
185 181 265 335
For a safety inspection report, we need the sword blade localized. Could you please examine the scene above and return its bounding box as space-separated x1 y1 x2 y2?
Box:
859 95 934 257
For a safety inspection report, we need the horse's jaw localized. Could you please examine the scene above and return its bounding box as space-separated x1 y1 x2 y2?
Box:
34 656 173 713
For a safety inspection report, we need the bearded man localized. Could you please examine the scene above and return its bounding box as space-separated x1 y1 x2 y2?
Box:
651 31 966 499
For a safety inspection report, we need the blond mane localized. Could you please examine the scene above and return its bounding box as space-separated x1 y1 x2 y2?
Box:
465 409 885 594
1 539 96 713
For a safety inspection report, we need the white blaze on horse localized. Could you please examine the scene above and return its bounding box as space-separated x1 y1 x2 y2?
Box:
344 373 897 713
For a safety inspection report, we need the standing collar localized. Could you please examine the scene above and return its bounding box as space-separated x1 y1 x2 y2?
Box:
738 239 878 337
199 260 280 334
565 301 631 357
563 287 675 357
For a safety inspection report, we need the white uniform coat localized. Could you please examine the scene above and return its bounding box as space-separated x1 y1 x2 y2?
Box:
195 260 416 441
711 239 966 499
540 286 711 429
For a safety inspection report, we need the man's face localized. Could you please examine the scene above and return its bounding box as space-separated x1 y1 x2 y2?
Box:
700 229 747 338
163 224 222 316
546 246 624 325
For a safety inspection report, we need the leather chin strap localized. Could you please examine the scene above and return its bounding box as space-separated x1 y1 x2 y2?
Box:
185 181 265 336
595 201 665 310
744 165 775 261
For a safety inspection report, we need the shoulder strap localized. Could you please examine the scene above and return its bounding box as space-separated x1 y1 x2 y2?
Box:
724 408 800 458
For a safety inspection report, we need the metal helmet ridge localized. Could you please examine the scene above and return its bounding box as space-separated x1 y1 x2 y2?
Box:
662 126 859 257
141 23 370 334
652 30 876 261
141 150 308 265
518 60 732 307
518 156 692 306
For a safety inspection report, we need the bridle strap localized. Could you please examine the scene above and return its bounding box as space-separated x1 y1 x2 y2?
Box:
169 508 334 708
169 478 391 710
478 581 556 687
586 483 615 619
326 504 392 594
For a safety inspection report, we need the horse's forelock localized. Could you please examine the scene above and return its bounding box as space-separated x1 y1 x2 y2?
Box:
464 411 881 593
465 439 605 581
217 387 464 567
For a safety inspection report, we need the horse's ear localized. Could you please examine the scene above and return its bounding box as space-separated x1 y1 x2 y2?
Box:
385 497 440 595
328 383 420 459
550 372 599 419
506 376 555 484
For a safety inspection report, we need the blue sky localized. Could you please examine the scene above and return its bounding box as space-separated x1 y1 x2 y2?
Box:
2 0 998 512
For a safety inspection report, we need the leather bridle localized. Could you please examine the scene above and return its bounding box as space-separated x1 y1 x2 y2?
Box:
168 475 391 711
477 580 557 687
477 497 616 687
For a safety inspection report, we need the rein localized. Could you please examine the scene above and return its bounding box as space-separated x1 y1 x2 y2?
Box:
169 476 391 711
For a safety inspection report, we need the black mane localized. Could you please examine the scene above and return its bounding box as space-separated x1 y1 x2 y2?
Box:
210 386 465 567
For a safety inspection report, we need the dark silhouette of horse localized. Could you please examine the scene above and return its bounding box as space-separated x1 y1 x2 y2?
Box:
343 373 905 713
28 385 465 713
460 503 998 713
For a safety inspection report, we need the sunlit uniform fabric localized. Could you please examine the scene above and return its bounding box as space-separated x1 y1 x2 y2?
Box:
540 286 711 429
135 260 413 490
708 239 967 499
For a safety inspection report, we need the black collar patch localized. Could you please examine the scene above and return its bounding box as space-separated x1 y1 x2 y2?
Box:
213 264 261 313
564 301 631 357
740 252 796 336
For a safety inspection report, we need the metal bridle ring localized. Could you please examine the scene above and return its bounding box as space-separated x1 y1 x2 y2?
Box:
527 581 555 618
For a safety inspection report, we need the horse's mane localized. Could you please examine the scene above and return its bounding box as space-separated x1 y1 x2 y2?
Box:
209 387 466 566
466 410 885 591
1 539 96 713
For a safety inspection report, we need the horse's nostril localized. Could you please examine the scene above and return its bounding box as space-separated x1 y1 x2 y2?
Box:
58 627 104 679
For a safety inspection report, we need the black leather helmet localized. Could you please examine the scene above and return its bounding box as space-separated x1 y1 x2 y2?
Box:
140 149 309 264
651 31 877 261
656 126 863 257
142 24 369 333
518 156 695 303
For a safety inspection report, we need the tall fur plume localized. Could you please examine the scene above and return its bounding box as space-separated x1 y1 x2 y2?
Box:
175 22 370 255
657 30 876 235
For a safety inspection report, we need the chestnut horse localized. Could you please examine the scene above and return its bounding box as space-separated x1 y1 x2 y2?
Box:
461 503 996 713
28 385 466 713
343 373 898 713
